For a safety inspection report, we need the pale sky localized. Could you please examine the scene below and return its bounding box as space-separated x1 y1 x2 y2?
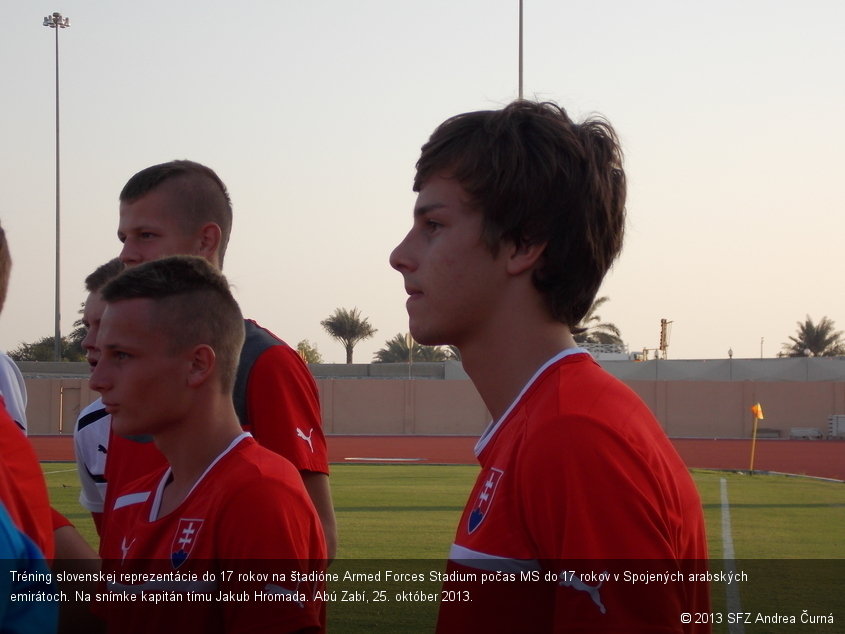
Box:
1 1 843 363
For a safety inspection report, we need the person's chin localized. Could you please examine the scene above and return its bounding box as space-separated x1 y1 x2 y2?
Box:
110 414 144 438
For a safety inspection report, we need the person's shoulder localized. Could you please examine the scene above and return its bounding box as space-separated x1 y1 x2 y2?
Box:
547 353 643 407
0 352 22 379
240 319 306 372
523 352 654 436
243 318 289 349
246 323 311 376
212 440 312 514
0 353 27 429
224 437 302 484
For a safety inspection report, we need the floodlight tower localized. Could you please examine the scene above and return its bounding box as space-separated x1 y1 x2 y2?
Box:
43 12 70 361
518 0 523 99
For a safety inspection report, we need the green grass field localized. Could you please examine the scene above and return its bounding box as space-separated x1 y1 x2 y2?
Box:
43 464 845 632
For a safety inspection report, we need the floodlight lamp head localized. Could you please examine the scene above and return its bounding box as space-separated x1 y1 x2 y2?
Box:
43 13 70 28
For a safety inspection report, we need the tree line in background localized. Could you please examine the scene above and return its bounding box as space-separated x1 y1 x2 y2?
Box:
7 300 845 362
7 305 87 362
781 315 844 357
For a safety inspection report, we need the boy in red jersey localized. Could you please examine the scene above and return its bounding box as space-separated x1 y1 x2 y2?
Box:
91 256 325 634
390 101 709 632
89 160 336 558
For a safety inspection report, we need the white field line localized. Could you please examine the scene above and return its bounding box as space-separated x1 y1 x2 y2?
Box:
720 477 744 634
43 467 77 475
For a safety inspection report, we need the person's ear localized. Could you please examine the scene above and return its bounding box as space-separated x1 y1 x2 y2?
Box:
506 241 547 276
197 223 222 264
186 344 216 388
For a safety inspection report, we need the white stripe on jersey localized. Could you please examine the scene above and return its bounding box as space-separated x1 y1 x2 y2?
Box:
448 543 541 573
474 347 590 456
113 491 151 511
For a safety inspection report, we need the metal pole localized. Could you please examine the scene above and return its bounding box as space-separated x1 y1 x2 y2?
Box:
43 12 69 361
518 0 523 100
54 23 61 361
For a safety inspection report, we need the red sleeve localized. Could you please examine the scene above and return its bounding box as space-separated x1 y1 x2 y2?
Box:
246 345 329 474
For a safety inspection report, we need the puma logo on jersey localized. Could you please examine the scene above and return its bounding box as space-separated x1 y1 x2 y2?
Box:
559 572 607 614
120 537 135 562
296 427 314 453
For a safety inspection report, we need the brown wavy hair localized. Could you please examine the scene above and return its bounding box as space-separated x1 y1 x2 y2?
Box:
414 100 626 330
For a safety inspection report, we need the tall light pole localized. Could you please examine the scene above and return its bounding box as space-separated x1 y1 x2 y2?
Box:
518 0 523 99
43 12 70 362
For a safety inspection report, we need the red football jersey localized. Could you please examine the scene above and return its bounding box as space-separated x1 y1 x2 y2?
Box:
0 398 54 561
437 350 709 633
244 336 328 474
99 434 326 634
95 320 328 534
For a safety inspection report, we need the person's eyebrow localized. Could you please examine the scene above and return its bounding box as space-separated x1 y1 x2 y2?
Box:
413 202 447 218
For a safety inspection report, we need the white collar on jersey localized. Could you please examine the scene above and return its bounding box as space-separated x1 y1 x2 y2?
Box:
149 432 252 522
473 347 590 457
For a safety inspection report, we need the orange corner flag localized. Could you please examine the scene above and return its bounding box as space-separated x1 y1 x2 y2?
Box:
751 403 764 420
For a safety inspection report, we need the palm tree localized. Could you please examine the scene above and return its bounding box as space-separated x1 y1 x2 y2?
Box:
573 296 623 344
782 315 845 357
320 307 377 363
373 333 453 363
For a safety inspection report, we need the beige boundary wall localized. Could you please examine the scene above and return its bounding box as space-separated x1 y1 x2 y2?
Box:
15 358 845 438
18 375 845 439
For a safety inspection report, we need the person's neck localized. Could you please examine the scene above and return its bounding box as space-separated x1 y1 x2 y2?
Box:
154 400 243 517
460 318 576 423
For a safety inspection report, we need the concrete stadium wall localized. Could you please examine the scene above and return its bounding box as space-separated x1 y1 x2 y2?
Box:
317 378 490 435
18 375 845 439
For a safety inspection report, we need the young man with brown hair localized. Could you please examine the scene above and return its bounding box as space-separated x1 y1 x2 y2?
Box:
92 256 325 633
391 101 709 632
78 160 335 558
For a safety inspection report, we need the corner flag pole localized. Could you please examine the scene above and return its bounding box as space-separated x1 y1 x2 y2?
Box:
748 403 764 472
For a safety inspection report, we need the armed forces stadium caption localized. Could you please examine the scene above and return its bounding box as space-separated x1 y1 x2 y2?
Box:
7 567 751 606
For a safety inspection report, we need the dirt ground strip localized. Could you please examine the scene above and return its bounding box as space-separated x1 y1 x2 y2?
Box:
30 434 845 481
